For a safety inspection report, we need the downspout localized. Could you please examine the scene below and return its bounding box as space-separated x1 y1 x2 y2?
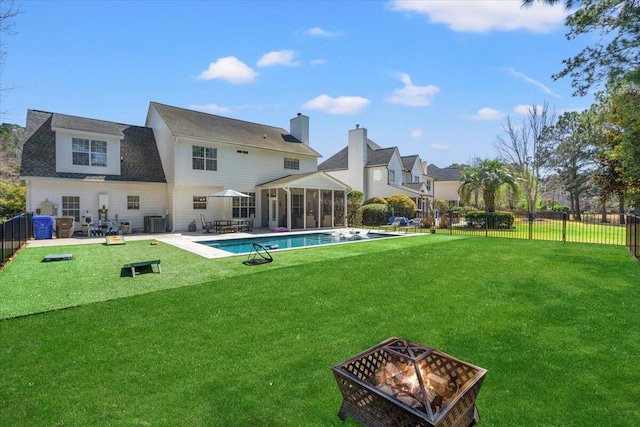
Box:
170 137 178 232
25 180 31 213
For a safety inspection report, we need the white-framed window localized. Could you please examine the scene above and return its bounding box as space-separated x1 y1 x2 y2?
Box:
127 195 140 210
373 170 382 181
426 180 431 191
193 196 207 210
389 169 395 183
284 157 299 170
62 196 80 221
72 137 107 167
232 192 256 218
414 175 420 183
192 146 217 171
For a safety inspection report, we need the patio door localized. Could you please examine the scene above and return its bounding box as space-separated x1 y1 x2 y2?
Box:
269 197 278 229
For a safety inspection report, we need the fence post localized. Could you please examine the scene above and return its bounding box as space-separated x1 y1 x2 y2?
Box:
1 221 5 266
449 209 453 235
485 212 488 237
562 212 567 243
528 212 534 240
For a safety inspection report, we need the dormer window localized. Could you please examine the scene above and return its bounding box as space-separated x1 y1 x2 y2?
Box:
72 137 107 167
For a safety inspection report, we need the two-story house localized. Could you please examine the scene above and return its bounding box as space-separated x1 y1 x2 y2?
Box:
318 125 434 217
426 164 462 207
20 102 351 233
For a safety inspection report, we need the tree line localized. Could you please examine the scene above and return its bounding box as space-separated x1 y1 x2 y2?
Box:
458 0 640 219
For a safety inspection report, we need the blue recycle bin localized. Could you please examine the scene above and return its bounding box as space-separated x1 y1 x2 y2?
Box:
32 215 54 240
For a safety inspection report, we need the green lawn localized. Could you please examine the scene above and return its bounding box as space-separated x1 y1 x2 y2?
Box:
1 235 639 426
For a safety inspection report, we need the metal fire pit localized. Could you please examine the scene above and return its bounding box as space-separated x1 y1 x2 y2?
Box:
332 337 487 427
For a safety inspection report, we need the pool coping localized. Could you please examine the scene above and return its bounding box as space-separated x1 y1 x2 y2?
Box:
26 228 407 259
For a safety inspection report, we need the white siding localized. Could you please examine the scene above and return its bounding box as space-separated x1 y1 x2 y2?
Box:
434 181 460 204
366 166 394 198
26 178 167 232
324 170 349 187
387 154 404 186
174 137 316 186
55 131 121 175
146 106 176 185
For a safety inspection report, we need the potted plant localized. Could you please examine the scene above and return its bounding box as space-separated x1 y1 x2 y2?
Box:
188 220 196 232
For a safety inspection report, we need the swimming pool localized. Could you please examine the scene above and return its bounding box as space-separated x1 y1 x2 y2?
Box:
197 231 395 254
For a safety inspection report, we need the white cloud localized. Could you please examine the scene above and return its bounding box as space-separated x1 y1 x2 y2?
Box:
507 68 560 97
302 94 370 115
306 27 341 37
310 58 326 65
430 143 451 150
390 0 567 33
386 72 439 107
471 107 503 121
411 129 424 138
188 104 232 114
257 50 300 67
198 56 258 84
514 104 543 115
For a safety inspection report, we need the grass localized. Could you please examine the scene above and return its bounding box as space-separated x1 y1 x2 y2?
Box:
1 235 639 426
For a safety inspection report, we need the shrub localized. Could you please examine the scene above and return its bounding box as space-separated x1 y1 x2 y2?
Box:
347 191 364 226
435 200 450 213
386 194 417 218
0 182 26 222
360 203 390 225
465 210 515 229
551 204 570 213
363 196 387 205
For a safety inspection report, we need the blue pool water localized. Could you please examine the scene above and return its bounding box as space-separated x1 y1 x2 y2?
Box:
198 231 395 254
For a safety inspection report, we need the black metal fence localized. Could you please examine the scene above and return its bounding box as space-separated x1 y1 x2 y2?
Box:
444 210 628 246
1 213 33 268
627 214 639 262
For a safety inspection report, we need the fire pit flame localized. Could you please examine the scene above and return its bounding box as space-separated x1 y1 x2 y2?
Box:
374 359 457 417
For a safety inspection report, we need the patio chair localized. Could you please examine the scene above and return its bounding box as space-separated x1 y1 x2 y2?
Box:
379 217 403 231
200 214 215 233
399 218 422 233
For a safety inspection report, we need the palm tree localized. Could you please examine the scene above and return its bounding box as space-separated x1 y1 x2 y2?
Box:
458 159 520 213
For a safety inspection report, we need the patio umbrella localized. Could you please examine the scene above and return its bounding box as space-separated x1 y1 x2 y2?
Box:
210 189 250 198
209 189 250 219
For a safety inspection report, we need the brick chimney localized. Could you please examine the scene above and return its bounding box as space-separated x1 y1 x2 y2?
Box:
348 124 367 193
290 113 309 145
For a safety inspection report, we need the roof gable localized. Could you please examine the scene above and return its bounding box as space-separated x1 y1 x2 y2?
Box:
401 155 420 172
20 110 166 183
148 102 321 157
318 142 397 171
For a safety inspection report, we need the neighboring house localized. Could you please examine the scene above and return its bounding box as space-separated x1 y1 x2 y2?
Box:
318 125 434 217
21 103 351 233
426 164 462 207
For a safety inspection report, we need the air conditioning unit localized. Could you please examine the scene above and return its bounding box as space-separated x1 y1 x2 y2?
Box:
144 216 165 233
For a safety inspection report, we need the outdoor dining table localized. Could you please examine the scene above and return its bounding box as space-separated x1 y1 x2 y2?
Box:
212 219 252 233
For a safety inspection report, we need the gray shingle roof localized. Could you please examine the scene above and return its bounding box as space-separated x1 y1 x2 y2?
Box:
426 164 461 182
401 155 419 171
21 110 166 183
150 102 321 157
318 140 395 171
51 113 127 136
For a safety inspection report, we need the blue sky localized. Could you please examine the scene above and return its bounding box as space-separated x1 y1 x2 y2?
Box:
2 0 597 168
